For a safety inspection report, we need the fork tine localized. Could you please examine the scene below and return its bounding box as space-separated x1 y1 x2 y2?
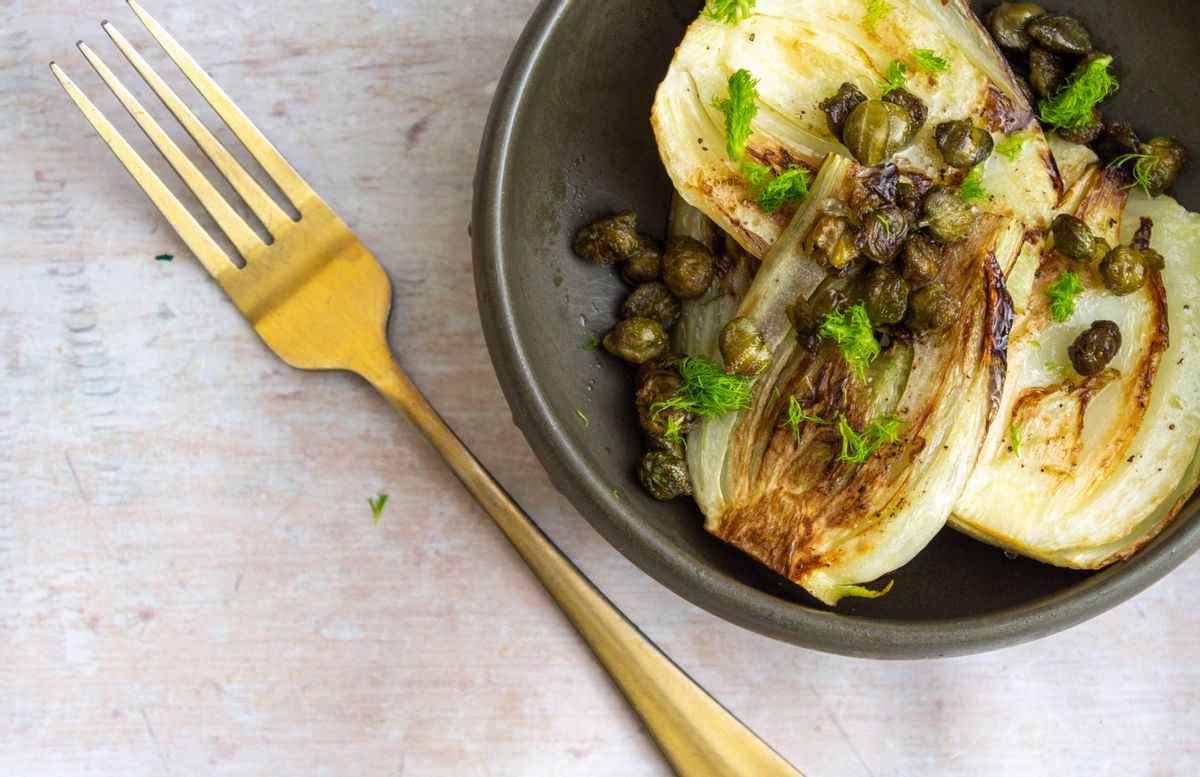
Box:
127 0 316 211
77 40 263 261
52 62 235 282
102 21 294 238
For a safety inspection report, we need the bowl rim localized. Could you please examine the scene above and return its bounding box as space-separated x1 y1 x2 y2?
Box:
469 0 1200 659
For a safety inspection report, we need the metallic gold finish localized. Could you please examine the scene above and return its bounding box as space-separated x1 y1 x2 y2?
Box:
52 5 802 775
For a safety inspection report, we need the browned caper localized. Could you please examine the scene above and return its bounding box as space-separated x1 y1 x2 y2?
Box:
1052 214 1100 263
1069 320 1122 376
1099 246 1147 295
856 205 910 263
638 452 693 501
935 120 994 169
662 236 715 300
1027 13 1093 56
1138 137 1192 197
899 234 943 288
842 100 912 166
1057 110 1104 144
719 317 771 376
986 2 1047 53
573 211 641 264
865 264 910 326
603 317 668 365
620 282 681 329
635 362 696 438
621 234 663 284
906 283 961 334
882 89 927 141
1028 46 1069 99
819 82 868 138
923 187 977 243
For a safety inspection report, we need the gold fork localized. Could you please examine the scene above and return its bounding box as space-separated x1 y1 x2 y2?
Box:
51 4 802 775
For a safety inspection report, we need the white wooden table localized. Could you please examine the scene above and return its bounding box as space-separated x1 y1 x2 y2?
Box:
3 1 1198 774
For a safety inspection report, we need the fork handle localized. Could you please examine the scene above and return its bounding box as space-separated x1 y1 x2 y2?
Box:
361 356 801 777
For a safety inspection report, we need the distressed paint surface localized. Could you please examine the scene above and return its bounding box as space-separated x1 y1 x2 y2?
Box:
1 1 1198 775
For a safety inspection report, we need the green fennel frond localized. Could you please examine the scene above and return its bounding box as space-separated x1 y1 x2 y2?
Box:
662 414 688 447
1038 55 1118 131
578 334 601 351
836 414 903 465
369 493 389 524
703 0 756 24
712 69 760 161
1008 421 1022 458
651 355 753 421
1109 152 1161 195
913 49 951 74
995 131 1030 162
1045 270 1083 323
785 396 832 443
819 303 880 381
863 0 896 35
575 407 589 428
742 162 812 213
961 165 987 203
879 59 909 96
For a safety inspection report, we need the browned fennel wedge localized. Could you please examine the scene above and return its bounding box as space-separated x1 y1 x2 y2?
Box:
650 0 1060 258
682 155 1021 605
953 165 1200 568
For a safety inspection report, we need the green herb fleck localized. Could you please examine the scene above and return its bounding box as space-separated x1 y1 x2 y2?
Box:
1109 152 1161 196
369 493 389 524
1009 421 1022 458
995 131 1030 162
742 162 812 213
1045 270 1083 323
651 355 753 421
1044 360 1069 381
155 254 173 262
863 0 895 35
612 488 621 500
1038 55 1119 131
819 303 880 381
833 580 895 600
912 49 950 74
836 413 903 465
575 407 589 428
662 414 688 447
703 0 756 24
877 213 894 238
879 59 909 96
1030 339 1042 350
961 165 987 203
578 334 601 351
712 69 760 161
785 396 832 443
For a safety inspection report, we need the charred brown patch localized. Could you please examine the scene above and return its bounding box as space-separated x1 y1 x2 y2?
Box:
981 86 1028 134
982 251 1015 427
1132 216 1155 250
1011 368 1121 478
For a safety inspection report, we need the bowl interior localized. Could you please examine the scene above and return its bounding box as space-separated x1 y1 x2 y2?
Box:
473 0 1200 657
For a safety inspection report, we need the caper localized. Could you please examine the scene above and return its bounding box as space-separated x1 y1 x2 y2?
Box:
1057 110 1103 145
805 214 858 270
719 317 771 376
635 362 696 438
1069 320 1122 376
662 236 715 300
895 181 923 217
603 317 668 365
882 89 927 141
819 82 868 138
1142 248 1166 272
1028 46 1069 99
1014 74 1036 105
645 432 686 458
788 288 847 350
1138 137 1191 197
865 265 910 326
842 100 912 166
899 233 943 288
638 451 693 501
935 120 994 169
923 187 977 243
856 205 910 263
1093 122 1141 166
621 234 663 284
1051 214 1100 263
986 2 1047 53
1099 245 1147 295
620 281 681 330
906 282 961 334
1027 13 1093 56
573 211 641 265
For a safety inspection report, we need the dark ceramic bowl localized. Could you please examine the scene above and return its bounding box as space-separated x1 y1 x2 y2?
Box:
471 0 1200 658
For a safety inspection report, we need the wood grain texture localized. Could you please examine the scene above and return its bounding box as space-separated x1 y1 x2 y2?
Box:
1 1 1198 775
